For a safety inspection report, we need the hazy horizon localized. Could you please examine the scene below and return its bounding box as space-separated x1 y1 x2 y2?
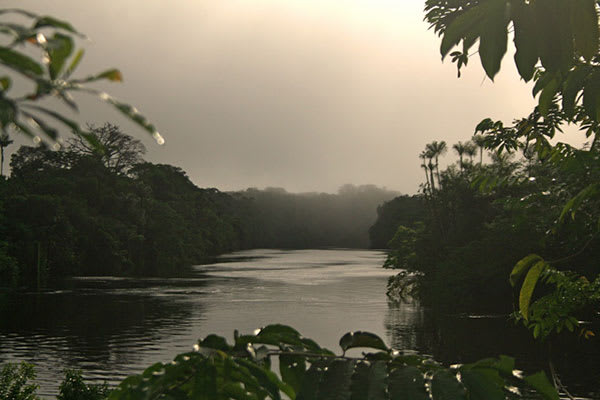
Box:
2 1 583 194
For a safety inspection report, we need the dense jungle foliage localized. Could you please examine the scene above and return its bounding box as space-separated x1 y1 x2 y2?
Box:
0 124 398 288
1 325 560 400
0 123 254 286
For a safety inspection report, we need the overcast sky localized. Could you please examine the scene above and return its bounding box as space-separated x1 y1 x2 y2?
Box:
4 1 570 194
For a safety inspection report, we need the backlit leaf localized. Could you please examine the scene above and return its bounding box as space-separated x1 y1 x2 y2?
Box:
339 332 388 353
519 261 547 320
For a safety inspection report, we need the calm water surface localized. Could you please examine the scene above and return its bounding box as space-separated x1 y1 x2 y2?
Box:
0 249 598 398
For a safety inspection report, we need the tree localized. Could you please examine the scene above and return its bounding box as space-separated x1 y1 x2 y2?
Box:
0 132 12 176
67 123 145 174
426 140 447 187
452 141 467 171
464 140 477 164
425 0 600 125
425 2 600 380
473 134 486 165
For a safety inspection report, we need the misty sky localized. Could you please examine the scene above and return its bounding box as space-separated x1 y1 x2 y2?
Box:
4 1 578 194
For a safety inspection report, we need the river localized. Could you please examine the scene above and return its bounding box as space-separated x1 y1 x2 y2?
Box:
0 249 598 398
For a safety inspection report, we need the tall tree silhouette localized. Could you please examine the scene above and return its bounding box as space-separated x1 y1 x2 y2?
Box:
426 141 447 188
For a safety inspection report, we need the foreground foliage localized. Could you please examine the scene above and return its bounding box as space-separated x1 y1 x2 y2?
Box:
0 8 162 148
108 324 558 400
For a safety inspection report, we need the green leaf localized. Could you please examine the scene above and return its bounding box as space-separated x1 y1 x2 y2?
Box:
538 77 560 116
199 334 231 351
510 254 543 287
430 370 466 400
0 47 43 76
559 183 599 222
81 68 123 83
94 92 163 142
62 48 84 79
562 65 591 117
571 0 599 61
21 112 58 140
236 358 288 400
34 16 79 34
280 354 305 397
350 361 386 400
21 104 84 134
0 76 11 91
0 9 39 19
519 260 547 320
512 3 538 81
318 359 354 400
0 97 16 126
583 70 600 120
47 33 74 80
440 4 487 59
460 369 504 400
388 366 428 400
532 71 554 97
523 372 559 400
339 332 388 353
478 0 508 80
534 0 574 73
297 361 327 400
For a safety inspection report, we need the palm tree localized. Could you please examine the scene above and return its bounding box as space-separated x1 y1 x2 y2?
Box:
0 133 13 177
419 150 432 193
426 141 447 188
472 134 486 165
452 141 466 171
464 141 477 164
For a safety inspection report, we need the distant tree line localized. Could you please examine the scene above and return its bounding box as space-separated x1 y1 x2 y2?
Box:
236 184 399 249
0 124 400 288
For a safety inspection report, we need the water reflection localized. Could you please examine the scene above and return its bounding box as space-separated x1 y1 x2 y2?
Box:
385 301 600 398
1 249 598 399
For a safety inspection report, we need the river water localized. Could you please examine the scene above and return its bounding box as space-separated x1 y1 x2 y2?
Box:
0 249 598 398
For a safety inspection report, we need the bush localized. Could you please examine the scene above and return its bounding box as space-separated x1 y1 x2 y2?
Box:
57 370 109 400
0 362 39 400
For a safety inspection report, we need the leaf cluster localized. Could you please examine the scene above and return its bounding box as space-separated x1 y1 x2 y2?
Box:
108 324 559 400
0 8 162 149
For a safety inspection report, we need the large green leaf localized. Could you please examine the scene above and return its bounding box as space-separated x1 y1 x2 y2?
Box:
559 183 599 222
459 369 504 400
538 77 560 116
478 0 508 80
350 361 386 400
388 366 428 400
430 370 466 400
583 70 600 120
571 0 599 61
562 65 592 117
280 354 306 397
512 3 538 82
0 47 43 77
440 3 487 58
47 33 74 80
0 97 16 127
339 332 388 354
318 359 354 400
534 0 574 73
297 361 328 400
510 254 543 287
523 372 560 400
519 260 548 320
34 16 79 34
